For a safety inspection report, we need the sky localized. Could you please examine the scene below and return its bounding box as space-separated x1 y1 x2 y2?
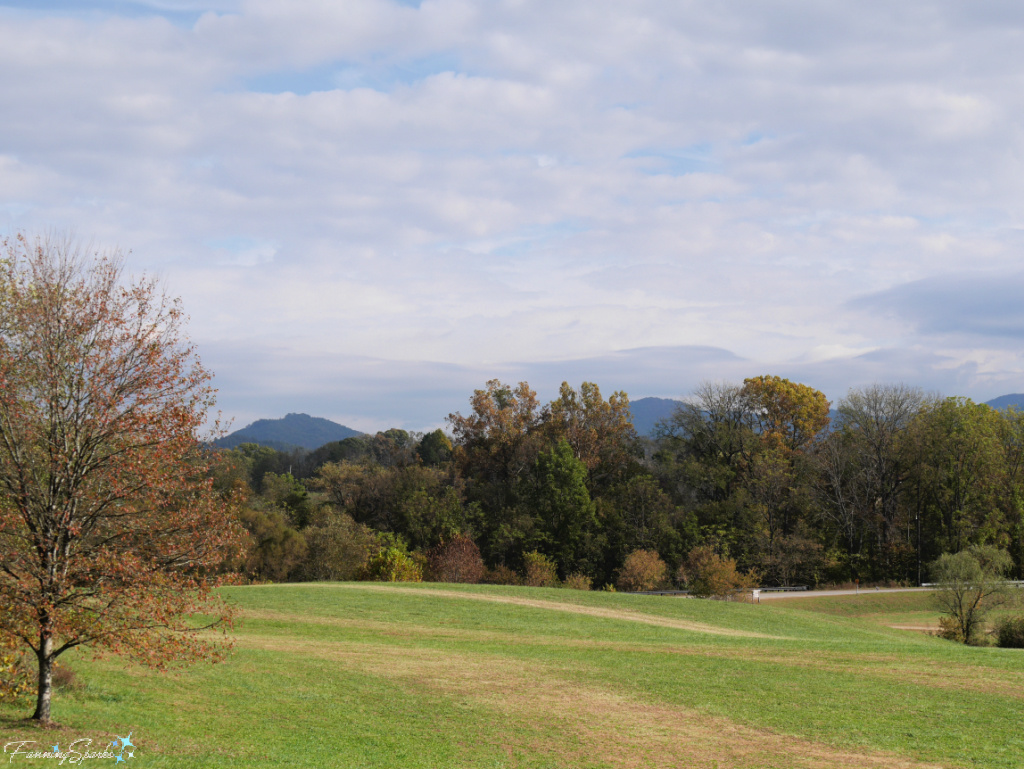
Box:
2 0 1023 433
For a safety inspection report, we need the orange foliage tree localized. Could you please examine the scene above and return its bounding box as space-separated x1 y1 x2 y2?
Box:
545 381 639 490
741 375 831 453
447 379 542 511
0 235 244 723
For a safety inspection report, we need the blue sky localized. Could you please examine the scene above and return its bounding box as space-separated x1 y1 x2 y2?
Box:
2 0 1024 432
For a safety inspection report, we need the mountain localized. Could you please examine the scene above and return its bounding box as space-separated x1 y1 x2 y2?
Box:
986 394 1024 411
215 413 363 451
629 397 683 436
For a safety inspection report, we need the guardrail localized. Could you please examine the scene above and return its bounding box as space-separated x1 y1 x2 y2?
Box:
920 580 1024 587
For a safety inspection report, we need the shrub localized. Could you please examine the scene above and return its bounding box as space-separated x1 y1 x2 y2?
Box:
301 508 378 581
427 534 485 584
616 549 668 592
51 663 81 692
678 545 757 598
522 551 559 587
361 535 423 582
936 615 965 643
481 565 521 586
996 616 1024 648
238 507 308 581
562 572 592 590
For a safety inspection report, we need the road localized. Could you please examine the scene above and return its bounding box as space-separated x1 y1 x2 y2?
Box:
756 586 935 600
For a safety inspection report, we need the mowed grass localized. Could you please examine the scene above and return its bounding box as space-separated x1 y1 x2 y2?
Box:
1 583 1022 768
770 588 1024 633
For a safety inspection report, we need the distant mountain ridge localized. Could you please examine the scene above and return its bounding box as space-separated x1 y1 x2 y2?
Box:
216 394 1024 452
629 397 682 436
215 413 363 451
985 394 1024 411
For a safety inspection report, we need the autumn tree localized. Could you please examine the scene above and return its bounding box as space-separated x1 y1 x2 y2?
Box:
427 534 485 584
741 375 830 453
447 379 542 511
544 381 639 492
616 549 669 592
678 545 756 598
0 235 243 723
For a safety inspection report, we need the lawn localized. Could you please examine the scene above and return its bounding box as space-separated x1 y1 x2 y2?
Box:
769 588 1024 634
2 583 1022 768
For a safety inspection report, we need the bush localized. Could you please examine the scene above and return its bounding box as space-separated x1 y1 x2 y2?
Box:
51 662 81 692
522 551 559 587
238 507 308 581
996 616 1024 648
361 535 423 582
936 615 966 643
678 545 757 598
616 549 668 592
562 573 592 590
301 508 378 581
427 534 485 584
481 565 520 586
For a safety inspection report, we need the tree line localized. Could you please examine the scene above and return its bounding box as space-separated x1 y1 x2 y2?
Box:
223 377 1024 590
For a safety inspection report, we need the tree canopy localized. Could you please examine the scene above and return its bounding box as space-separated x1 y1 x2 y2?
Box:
0 234 243 722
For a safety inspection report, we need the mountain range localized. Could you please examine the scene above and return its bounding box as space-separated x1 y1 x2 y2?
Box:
215 394 1024 452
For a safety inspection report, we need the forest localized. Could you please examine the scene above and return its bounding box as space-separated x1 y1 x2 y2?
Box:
217 377 1024 590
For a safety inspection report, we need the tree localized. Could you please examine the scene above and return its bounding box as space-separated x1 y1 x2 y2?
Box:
815 384 929 579
678 545 756 598
741 375 830 453
447 379 542 511
416 429 453 466
931 545 1013 644
544 381 639 491
530 440 599 578
616 549 668 592
0 235 242 722
427 534 485 584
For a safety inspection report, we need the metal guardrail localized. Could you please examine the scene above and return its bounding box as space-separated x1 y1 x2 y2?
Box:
920 580 1024 587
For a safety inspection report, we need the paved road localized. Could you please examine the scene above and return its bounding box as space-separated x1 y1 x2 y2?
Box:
757 587 935 600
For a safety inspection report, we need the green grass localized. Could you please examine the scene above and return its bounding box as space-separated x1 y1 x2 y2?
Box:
2 583 1023 767
769 588 1024 631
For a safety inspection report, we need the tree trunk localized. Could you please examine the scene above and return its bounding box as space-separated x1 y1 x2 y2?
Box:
32 636 53 723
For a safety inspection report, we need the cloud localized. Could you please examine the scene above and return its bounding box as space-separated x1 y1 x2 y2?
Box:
3 1 1024 427
852 272 1024 339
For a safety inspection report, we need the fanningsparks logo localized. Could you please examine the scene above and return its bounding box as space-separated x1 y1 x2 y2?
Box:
4 733 135 764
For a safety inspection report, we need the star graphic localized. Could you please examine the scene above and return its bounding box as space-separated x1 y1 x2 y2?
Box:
52 745 59 753
118 733 134 750
115 756 124 764
125 750 134 759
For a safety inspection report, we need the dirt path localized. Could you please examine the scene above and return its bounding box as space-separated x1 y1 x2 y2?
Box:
330 583 776 638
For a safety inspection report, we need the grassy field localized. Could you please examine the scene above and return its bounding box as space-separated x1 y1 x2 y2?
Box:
2 583 1023 768
770 589 1024 634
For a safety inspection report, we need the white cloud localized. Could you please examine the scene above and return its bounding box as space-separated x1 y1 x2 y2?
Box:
3 0 1024 428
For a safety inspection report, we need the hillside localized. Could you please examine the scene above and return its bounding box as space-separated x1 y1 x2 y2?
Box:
6 583 1021 767
215 413 362 451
